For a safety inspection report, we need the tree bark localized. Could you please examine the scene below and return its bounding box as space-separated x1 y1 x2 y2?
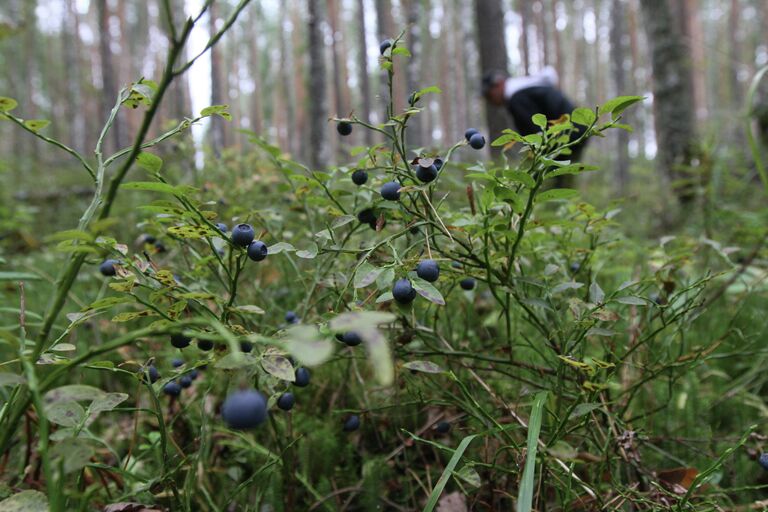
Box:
639 0 698 203
97 0 122 154
610 0 630 194
474 0 510 158
356 0 373 146
209 2 227 156
307 0 330 169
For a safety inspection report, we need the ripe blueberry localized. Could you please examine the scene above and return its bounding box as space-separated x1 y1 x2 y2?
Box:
759 453 768 471
179 375 192 388
189 369 199 380
171 358 184 368
416 259 440 282
99 259 119 277
342 332 363 347
460 277 476 290
392 278 416 304
171 333 191 349
197 338 214 351
435 420 451 434
570 262 581 273
163 381 182 397
433 158 444 171
216 222 228 233
154 241 167 253
351 169 368 186
380 181 402 201
416 164 438 183
221 389 268 429
277 392 295 411
464 128 479 141
141 234 157 244
285 311 299 324
358 208 377 225
240 341 253 353
469 133 486 149
231 223 255 247
337 121 353 136
141 365 160 383
294 367 311 387
343 414 361 432
247 240 268 261
379 39 392 55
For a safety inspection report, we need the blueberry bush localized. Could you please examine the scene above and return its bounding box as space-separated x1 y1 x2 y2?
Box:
0 20 767 512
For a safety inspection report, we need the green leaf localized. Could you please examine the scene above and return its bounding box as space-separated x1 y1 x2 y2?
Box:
599 95 645 117
360 328 394 386
89 392 128 413
214 352 258 370
261 355 295 381
200 104 232 120
569 402 602 419
0 271 41 281
51 438 95 474
136 152 163 174
532 113 547 129
0 373 25 387
121 181 184 195
296 243 318 259
44 384 104 404
537 188 579 202
615 295 646 306
411 277 445 305
0 490 48 511
283 325 334 366
402 361 444 374
504 170 536 188
267 242 296 254
571 107 597 126
23 119 50 132
491 130 525 146
354 262 384 289
375 291 394 303
391 46 411 57
454 465 481 488
0 96 18 112
331 215 356 229
45 401 86 427
423 434 479 512
233 305 265 315
589 281 605 304
330 311 396 332
517 392 548 512
416 85 442 95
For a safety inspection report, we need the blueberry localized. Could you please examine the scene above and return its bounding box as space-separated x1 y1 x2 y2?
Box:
99 259 119 277
171 358 184 368
294 367 311 387
277 392 295 411
231 223 255 247
433 158 444 171
357 208 377 225
416 259 440 282
416 164 438 183
380 181 402 201
189 369 199 380
163 381 182 397
285 311 299 324
247 240 268 262
343 414 361 432
451 261 462 269
153 241 167 253
570 262 581 273
197 338 214 351
337 121 353 136
171 333 191 349
342 332 363 347
379 39 392 55
141 365 160 383
460 277 476 290
240 341 253 353
351 169 368 186
464 128 479 141
759 453 768 471
142 234 157 244
216 222 228 233
392 278 416 304
469 133 486 150
179 375 192 388
435 420 451 434
221 389 268 429
408 92 418 105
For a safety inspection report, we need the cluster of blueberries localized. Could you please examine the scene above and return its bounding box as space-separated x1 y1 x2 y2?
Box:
140 360 200 397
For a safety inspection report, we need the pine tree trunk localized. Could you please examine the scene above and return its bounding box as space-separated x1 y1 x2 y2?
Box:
639 0 698 203
356 0 374 146
97 0 122 154
610 0 630 194
474 0 510 158
307 0 329 169
209 2 227 156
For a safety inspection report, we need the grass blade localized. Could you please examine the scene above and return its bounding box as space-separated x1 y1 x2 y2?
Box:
517 391 548 512
422 434 478 512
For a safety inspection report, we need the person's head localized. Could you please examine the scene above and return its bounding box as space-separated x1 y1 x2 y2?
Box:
482 70 508 106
